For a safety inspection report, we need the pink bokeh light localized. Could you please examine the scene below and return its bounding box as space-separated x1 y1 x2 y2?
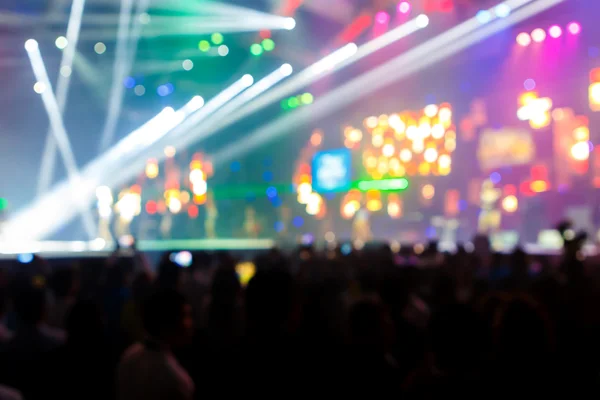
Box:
567 22 581 35
548 25 562 38
398 1 411 14
376 11 390 24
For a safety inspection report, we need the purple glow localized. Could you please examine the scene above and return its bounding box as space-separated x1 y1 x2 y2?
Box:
567 22 581 35
376 11 390 24
548 25 562 38
398 1 411 14
524 78 536 91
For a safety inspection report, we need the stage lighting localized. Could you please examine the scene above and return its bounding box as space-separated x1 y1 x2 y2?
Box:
416 14 429 28
567 22 581 35
548 25 562 38
242 74 254 86
589 68 600 111
211 32 224 45
24 39 38 51
494 4 511 18
33 82 46 94
280 63 293 76
502 195 518 213
531 28 546 42
218 45 229 56
94 42 107 54
55 36 68 50
422 184 435 200
164 146 176 158
182 59 194 71
284 18 296 30
438 154 451 169
398 2 411 14
476 10 492 24
424 147 438 163
516 32 531 46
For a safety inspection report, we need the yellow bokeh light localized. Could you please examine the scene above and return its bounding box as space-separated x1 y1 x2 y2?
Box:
348 129 363 142
145 161 159 179
439 166 451 176
382 143 395 157
445 130 456 140
424 147 438 163
343 200 360 219
388 202 402 218
366 156 377 169
438 154 451 168
422 184 435 200
365 116 378 129
366 199 382 212
519 91 538 106
438 107 452 122
400 149 412 162
310 132 323 146
431 124 445 139
424 104 439 118
298 182 312 196
445 139 456 152
372 135 384 147
377 158 389 174
573 126 589 141
378 114 389 125
530 180 548 193
570 141 590 161
412 140 425 153
502 195 518 213
406 125 418 140
189 169 205 183
164 145 176 158
180 191 191 205
418 162 431 176
529 111 550 129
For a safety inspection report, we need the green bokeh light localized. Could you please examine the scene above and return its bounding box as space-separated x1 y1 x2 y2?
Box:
250 43 263 56
0 198 7 211
300 93 314 104
198 40 211 52
211 33 224 45
281 100 289 110
262 38 275 51
288 97 300 108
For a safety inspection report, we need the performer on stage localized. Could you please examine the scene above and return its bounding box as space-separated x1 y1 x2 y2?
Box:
478 178 502 234
205 194 218 238
352 208 372 243
243 206 261 238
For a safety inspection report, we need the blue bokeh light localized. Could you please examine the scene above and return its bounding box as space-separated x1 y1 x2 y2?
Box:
490 172 501 184
262 171 273 182
124 77 135 89
494 4 511 18
266 187 277 198
293 216 304 228
274 221 285 233
230 161 241 172
270 196 282 208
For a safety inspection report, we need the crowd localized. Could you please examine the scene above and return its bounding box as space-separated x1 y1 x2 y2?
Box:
0 234 599 399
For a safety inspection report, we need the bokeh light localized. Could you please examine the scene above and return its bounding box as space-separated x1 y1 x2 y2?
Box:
494 4 511 18
502 195 518 213
262 38 275 51
516 32 532 46
94 42 107 54
571 141 590 160
33 82 46 94
567 22 581 35
375 11 390 24
398 1 411 14
218 45 229 56
476 10 491 24
124 77 136 88
211 32 224 45
164 145 176 158
524 78 536 91
250 43 263 56
548 25 562 38
199 40 210 52
55 36 68 50
422 184 435 200
134 85 145 96
182 59 194 71
531 28 546 43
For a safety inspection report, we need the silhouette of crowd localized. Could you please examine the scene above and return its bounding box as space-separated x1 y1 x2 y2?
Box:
0 236 599 399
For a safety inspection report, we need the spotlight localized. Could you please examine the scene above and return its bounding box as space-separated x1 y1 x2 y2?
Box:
548 25 562 38
416 14 429 28
516 32 531 46
567 22 581 35
242 74 254 87
284 17 296 30
33 81 47 94
24 39 38 51
398 1 411 14
531 28 546 43
279 63 293 76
